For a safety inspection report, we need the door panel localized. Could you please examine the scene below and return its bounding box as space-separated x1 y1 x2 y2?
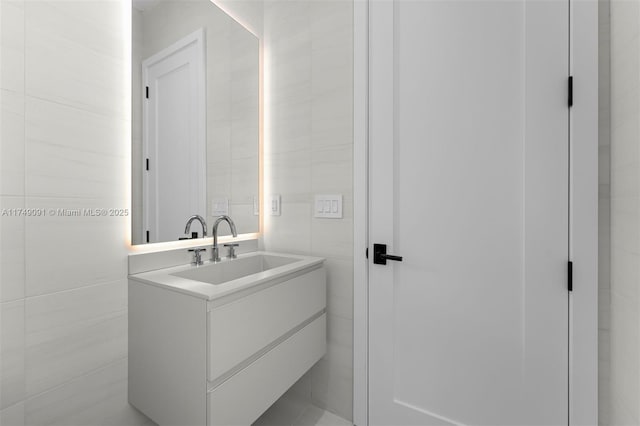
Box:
143 30 206 243
369 1 569 424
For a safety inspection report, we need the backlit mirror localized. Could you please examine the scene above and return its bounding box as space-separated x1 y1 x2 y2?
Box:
131 0 259 244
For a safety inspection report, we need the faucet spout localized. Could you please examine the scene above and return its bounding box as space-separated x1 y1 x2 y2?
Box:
212 215 237 262
184 215 208 238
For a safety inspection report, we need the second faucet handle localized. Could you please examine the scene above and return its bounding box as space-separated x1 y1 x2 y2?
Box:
188 247 207 266
223 243 239 259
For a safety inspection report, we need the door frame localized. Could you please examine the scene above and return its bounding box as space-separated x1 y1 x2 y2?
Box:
352 1 599 424
142 28 207 244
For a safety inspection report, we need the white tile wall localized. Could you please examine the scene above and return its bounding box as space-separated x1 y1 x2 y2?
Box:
24 1 125 118
24 98 127 199
609 0 640 423
0 196 25 303
25 280 127 397
0 0 150 424
263 0 354 421
24 358 148 426
0 0 25 94
1 90 25 197
1 300 25 410
0 402 25 426
599 0 611 423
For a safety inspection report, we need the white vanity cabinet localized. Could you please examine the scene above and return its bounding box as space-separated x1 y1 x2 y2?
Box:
128 253 326 426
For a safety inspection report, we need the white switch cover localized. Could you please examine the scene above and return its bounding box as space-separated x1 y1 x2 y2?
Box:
212 198 229 216
270 194 281 216
253 196 260 216
314 195 342 218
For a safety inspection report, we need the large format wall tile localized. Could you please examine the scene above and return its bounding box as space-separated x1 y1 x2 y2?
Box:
323 258 353 320
1 300 25 410
24 1 125 118
610 0 640 422
310 314 353 420
24 197 128 297
269 98 312 154
310 219 353 260
311 144 352 196
25 280 127 397
0 196 25 302
0 402 25 426
0 0 25 93
266 202 313 255
1 90 25 197
25 358 149 426
266 150 312 199
264 1 354 421
25 97 127 199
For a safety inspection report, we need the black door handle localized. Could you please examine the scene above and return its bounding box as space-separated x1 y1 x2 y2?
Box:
373 243 403 265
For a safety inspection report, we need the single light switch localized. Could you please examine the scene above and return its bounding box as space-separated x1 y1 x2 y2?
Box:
314 194 343 219
270 194 281 216
212 198 229 216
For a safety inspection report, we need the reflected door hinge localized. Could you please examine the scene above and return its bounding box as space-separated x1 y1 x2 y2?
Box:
568 76 573 108
146 230 150 243
568 260 573 292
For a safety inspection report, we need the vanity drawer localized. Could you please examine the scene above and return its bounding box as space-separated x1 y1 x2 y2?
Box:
207 314 326 426
207 267 326 382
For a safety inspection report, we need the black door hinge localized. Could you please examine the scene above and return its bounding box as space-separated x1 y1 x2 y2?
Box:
146 86 149 99
146 158 149 171
146 230 150 243
366 247 369 259
568 76 573 108
567 261 573 292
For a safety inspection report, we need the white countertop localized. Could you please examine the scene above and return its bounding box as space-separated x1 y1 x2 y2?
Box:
128 251 325 301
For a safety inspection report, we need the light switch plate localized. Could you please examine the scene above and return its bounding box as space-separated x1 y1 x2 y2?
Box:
212 198 229 216
253 196 260 216
314 194 342 218
270 194 281 216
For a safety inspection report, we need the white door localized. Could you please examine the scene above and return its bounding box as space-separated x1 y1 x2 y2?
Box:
368 1 569 425
143 29 206 243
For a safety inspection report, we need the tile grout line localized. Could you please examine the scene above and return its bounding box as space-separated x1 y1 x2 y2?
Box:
20 355 129 406
4 276 128 304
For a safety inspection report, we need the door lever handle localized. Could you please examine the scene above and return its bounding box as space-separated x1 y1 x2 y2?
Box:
373 243 403 265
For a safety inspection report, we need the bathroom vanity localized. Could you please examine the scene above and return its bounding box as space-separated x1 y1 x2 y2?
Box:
128 251 326 425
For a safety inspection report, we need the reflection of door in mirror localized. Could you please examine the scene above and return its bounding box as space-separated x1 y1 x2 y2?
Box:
143 30 206 243
132 0 260 245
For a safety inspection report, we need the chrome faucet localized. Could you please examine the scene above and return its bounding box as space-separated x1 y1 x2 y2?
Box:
184 215 207 238
211 215 237 262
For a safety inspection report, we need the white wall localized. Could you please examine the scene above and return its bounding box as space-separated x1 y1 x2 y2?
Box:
598 0 611 423
609 0 640 423
0 1 149 424
261 0 354 421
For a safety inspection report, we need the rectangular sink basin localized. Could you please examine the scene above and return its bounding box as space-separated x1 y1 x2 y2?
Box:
170 253 298 285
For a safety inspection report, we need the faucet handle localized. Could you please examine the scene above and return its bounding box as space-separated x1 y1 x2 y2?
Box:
188 247 207 266
223 243 239 259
